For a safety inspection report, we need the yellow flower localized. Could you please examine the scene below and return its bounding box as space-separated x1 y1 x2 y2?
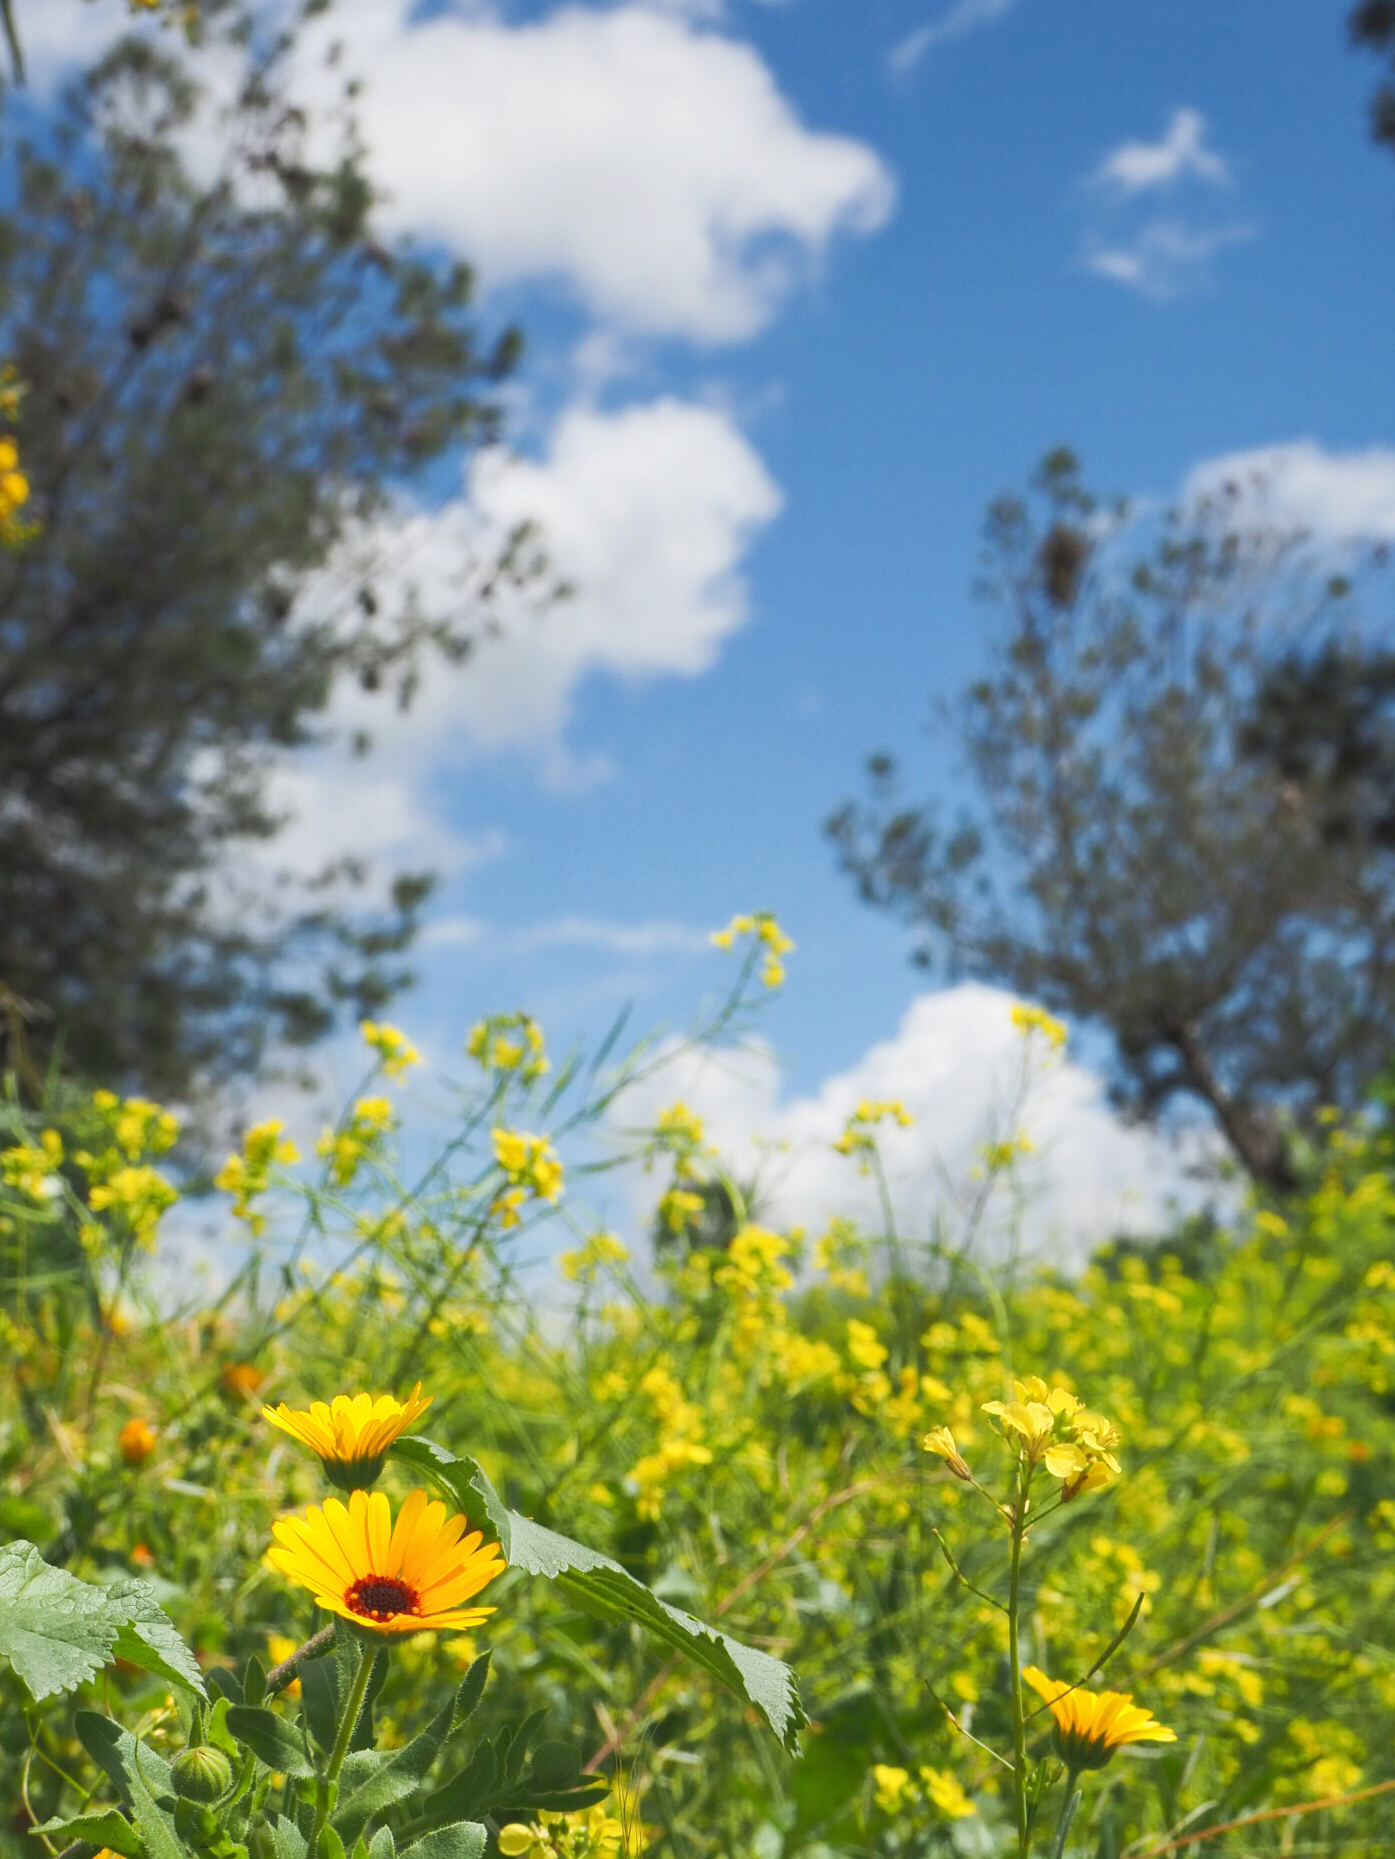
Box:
710 910 795 984
490 1127 564 1225
872 1763 912 1813
262 1384 432 1489
267 1487 504 1636
922 1425 973 1481
467 1012 550 1081
982 1377 1122 1487
221 1361 264 1398
119 1417 156 1466
1022 1666 1176 1770
919 1767 975 1819
1010 1002 1068 1049
360 1019 421 1079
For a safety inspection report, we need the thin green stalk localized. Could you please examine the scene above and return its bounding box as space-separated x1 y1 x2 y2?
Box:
1047 1775 1081 1859
1008 1466 1029 1856
311 1641 375 1853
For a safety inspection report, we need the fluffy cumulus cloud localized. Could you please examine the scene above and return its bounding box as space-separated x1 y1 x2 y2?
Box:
256 395 780 871
616 985 1210 1267
293 0 893 341
1183 439 1395 542
1080 107 1251 300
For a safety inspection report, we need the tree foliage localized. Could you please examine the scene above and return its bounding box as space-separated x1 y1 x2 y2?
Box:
1352 0 1395 155
0 3 531 1102
829 450 1395 1189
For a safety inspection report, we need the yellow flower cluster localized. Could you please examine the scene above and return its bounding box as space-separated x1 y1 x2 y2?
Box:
360 1019 421 1079
559 1229 629 1283
215 1119 299 1235
979 1373 1123 1498
73 1091 180 1250
491 1127 564 1227
710 910 795 986
871 1761 975 1820
1009 1000 1068 1049
833 1097 914 1164
0 1129 63 1199
499 1803 636 1859
318 1096 396 1188
628 1362 713 1519
468 1011 550 1081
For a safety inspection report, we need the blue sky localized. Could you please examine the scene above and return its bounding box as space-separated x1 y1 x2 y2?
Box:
31 0 1395 1251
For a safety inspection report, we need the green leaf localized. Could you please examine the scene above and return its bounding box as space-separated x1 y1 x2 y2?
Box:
392 1439 806 1752
320 1826 347 1859
29 1808 142 1856
274 1814 310 1859
108 1576 207 1697
368 1829 396 1859
225 1704 318 1779
332 1688 457 1842
0 1541 121 1699
209 1666 243 1704
75 1713 184 1859
400 1824 487 1859
301 1651 340 1754
450 1650 491 1734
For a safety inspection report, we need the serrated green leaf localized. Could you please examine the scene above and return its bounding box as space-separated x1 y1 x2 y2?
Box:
400 1824 486 1859
108 1576 206 1697
0 1541 120 1699
29 1807 142 1856
392 1439 806 1752
226 1704 317 1779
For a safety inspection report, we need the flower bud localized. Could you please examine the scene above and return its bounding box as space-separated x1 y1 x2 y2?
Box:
171 1744 233 1803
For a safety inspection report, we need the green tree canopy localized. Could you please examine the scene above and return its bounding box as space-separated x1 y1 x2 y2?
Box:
0 3 532 1103
829 450 1395 1191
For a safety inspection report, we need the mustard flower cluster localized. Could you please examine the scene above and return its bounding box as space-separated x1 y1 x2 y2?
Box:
468 1011 550 1081
710 910 795 986
215 1118 300 1235
872 1762 975 1821
498 1803 632 1859
318 1096 396 1187
76 1090 180 1250
491 1127 564 1227
559 1228 630 1283
360 1018 421 1079
1009 1001 1068 1050
832 1096 914 1164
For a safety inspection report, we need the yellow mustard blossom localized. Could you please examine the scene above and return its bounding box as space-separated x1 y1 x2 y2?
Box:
846 1317 888 1371
560 1229 629 1282
215 1118 299 1235
814 1218 871 1296
833 1099 913 1166
981 1374 1122 1488
872 1764 911 1813
0 435 30 545
920 1768 975 1818
119 1417 156 1466
498 1804 628 1859
318 1097 395 1188
467 1011 549 1081
87 1165 178 1250
490 1127 564 1227
1010 1001 1068 1049
267 1487 504 1635
262 1383 432 1489
710 910 795 986
979 1131 1035 1173
656 1186 704 1232
0 1129 63 1198
922 1425 973 1481
360 1019 422 1079
1022 1666 1175 1770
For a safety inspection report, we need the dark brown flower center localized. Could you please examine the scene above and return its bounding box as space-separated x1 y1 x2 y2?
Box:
345 1574 420 1622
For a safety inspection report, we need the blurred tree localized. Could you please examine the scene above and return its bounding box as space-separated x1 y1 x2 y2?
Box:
1352 0 1395 155
0 2 538 1102
828 450 1395 1192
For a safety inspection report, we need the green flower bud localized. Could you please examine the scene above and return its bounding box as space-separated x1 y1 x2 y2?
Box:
171 1744 234 1803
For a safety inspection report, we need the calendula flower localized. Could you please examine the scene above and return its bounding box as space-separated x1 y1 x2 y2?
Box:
221 1361 264 1397
119 1417 156 1465
1022 1665 1176 1770
262 1384 432 1489
267 1487 504 1635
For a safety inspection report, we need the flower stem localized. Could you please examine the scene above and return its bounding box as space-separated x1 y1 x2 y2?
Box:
311 1639 375 1853
1008 1467 1029 1857
1046 1774 1082 1859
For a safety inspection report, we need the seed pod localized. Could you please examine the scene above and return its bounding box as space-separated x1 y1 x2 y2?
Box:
171 1744 234 1803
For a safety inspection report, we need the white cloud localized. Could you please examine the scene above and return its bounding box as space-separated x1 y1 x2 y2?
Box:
294 1 893 341
1091 108 1230 194
513 916 711 955
617 985 1210 1267
1182 440 1395 542
1084 217 1253 301
253 394 780 875
889 0 1025 74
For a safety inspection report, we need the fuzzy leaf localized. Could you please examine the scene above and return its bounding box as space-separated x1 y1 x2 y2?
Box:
0 1542 121 1700
29 1808 142 1856
392 1439 806 1752
225 1704 318 1779
108 1576 206 1697
400 1824 487 1859
332 1687 457 1842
